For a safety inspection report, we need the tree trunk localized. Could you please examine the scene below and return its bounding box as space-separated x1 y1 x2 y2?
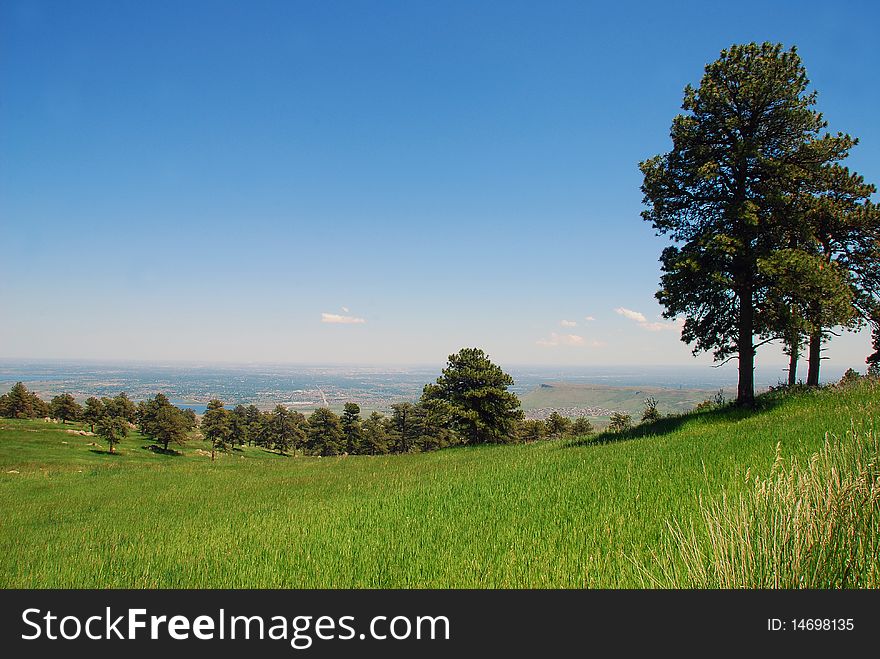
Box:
787 335 799 386
737 292 755 407
807 331 822 386
110 443 114 454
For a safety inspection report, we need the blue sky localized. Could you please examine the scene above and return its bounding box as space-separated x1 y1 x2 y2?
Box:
1 0 878 369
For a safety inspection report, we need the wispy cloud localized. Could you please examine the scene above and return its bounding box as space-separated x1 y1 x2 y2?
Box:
584 315 595 322
341 306 349 313
536 333 604 348
615 307 683 332
321 313 365 325
560 319 577 328
614 307 647 323
536 333 584 347
639 319 683 332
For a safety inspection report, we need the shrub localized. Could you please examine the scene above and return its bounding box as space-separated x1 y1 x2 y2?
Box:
571 416 594 437
640 397 661 423
519 419 546 442
837 368 862 387
608 412 632 433
545 411 572 438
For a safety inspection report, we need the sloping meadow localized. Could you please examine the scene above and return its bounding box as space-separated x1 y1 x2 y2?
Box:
1 380 877 588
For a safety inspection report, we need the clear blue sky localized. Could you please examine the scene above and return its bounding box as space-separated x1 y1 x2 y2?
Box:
2 0 878 369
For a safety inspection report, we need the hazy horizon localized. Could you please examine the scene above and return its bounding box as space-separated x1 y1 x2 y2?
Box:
0 354 866 371
0 355 859 389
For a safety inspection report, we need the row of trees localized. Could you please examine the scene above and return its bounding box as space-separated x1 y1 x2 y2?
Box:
0 382 146 429
0 382 51 419
3 349 598 455
641 43 880 405
201 400 444 459
201 400 596 460
0 382 133 426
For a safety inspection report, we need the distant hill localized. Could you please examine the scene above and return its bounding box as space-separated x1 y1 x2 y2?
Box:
520 381 732 422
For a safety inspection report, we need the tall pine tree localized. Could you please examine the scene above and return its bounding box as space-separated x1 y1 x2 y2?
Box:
641 43 855 405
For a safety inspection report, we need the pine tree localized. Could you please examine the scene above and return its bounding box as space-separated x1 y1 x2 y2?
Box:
229 404 251 448
202 399 231 461
360 412 389 455
1 382 46 419
798 166 879 385
82 397 105 432
137 393 189 452
545 411 572 438
388 402 419 453
7 382 35 419
244 405 262 446
104 392 137 423
96 415 128 454
50 393 82 424
758 248 856 385
307 407 343 456
268 405 303 455
421 348 523 444
519 419 546 442
340 402 362 454
413 402 450 452
571 417 594 437
867 323 880 377
640 43 856 405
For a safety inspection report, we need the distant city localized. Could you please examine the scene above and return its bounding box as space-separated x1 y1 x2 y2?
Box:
0 359 853 417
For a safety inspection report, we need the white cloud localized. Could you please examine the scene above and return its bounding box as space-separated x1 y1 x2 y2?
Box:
560 319 577 328
639 321 677 332
321 313 365 325
584 316 596 322
341 306 349 313
614 307 647 323
615 307 684 332
536 333 589 347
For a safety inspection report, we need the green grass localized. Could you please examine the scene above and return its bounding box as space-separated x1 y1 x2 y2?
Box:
650 427 879 588
1 380 877 588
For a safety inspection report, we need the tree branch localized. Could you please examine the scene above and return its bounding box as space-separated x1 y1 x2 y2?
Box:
753 337 778 350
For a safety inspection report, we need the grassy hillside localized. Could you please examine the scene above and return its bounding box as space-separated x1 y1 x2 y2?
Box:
519 381 731 423
0 380 877 588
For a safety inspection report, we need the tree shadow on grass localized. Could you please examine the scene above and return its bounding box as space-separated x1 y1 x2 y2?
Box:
142 444 184 456
259 448 291 457
88 449 121 456
562 387 798 449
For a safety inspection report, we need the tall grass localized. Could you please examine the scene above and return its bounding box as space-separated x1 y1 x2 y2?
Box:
650 424 880 588
2 380 878 588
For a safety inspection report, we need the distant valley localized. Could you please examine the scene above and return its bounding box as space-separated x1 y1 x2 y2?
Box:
520 381 732 426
